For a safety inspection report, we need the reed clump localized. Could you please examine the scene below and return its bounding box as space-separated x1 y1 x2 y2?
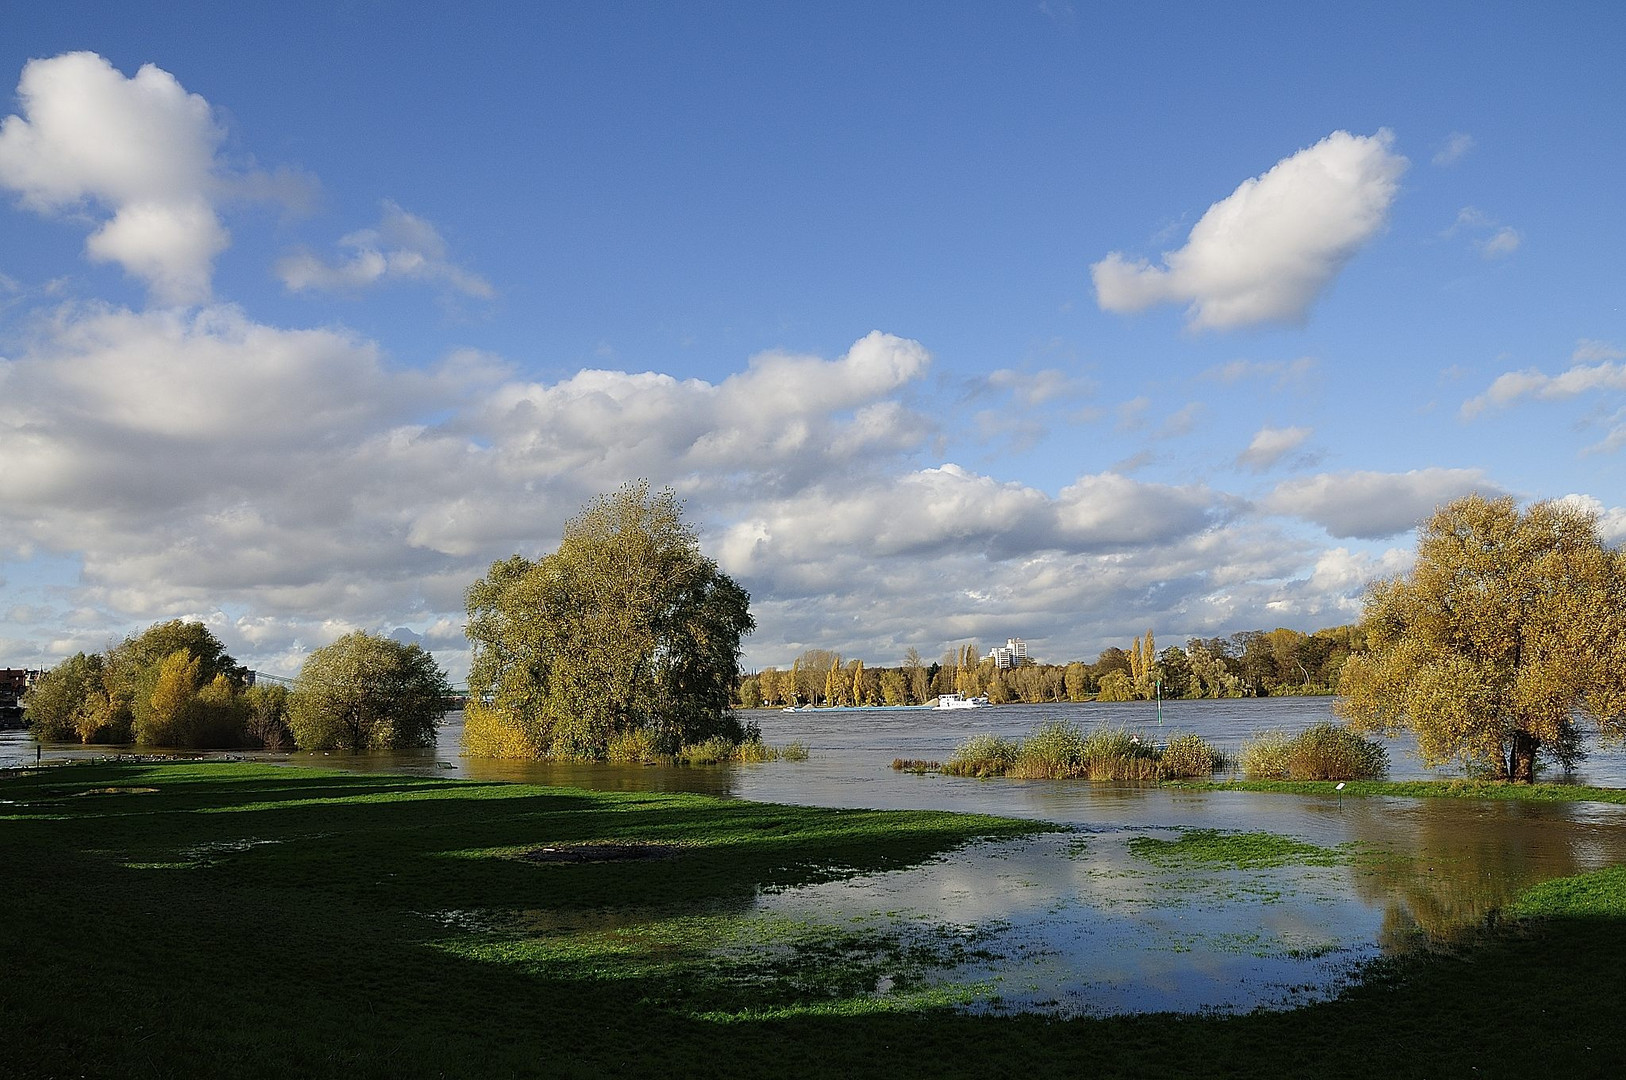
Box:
890 759 941 773
1240 723 1388 781
673 736 807 765
942 724 1223 781
676 735 739 765
734 738 779 764
1159 732 1224 777
607 728 662 764
940 734 1020 777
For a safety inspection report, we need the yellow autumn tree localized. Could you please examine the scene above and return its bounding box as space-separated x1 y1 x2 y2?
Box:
1336 495 1626 782
1127 629 1156 699
139 649 201 747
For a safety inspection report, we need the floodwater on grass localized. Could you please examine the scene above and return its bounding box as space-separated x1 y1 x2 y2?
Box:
9 698 1626 1015
746 791 1626 1015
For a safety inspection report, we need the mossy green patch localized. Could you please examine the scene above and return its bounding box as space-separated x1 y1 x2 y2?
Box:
1170 776 1626 805
1127 828 1346 870
1506 864 1626 919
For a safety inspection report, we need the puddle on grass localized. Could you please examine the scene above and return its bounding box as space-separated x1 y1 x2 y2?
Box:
747 798 1626 1017
750 829 1376 1016
437 797 1626 1018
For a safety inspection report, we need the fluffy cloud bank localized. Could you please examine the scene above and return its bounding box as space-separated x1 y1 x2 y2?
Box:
0 306 944 668
0 292 1394 675
1092 130 1407 330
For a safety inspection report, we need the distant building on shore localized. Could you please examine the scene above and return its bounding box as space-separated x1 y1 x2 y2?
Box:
1 668 42 697
1 668 43 728
987 638 1029 669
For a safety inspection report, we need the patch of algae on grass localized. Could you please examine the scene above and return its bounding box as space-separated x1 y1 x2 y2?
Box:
1127 828 1349 870
430 908 1007 1018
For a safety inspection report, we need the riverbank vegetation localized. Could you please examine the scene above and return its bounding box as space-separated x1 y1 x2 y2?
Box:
22 621 450 753
940 723 1225 780
1337 494 1626 783
5 760 1626 1078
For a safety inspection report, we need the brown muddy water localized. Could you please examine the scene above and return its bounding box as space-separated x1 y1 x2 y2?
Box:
7 697 1626 1015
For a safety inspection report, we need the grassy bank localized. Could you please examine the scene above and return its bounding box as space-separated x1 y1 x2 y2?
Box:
4 761 1626 1078
1174 776 1626 806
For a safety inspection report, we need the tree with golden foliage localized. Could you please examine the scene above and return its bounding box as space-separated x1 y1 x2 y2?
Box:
1336 495 1626 783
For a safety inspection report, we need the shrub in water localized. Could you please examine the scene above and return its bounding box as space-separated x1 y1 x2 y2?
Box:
607 728 662 763
735 738 779 764
1287 722 1388 780
780 741 810 762
942 734 1020 777
1079 727 1159 781
1240 731 1294 780
676 735 737 765
1010 721 1085 778
1157 732 1221 778
1241 725 1387 781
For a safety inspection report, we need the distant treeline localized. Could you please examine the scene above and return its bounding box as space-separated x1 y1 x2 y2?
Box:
737 626 1364 707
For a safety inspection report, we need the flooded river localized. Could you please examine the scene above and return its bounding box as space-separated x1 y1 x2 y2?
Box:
7 697 1626 1015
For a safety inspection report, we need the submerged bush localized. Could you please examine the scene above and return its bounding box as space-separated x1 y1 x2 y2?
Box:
1240 730 1293 780
1010 722 1085 778
1158 732 1221 778
944 726 1222 781
607 727 662 763
673 735 800 765
734 738 779 764
676 735 738 764
1241 724 1388 781
942 734 1020 777
1288 723 1388 780
1078 727 1159 780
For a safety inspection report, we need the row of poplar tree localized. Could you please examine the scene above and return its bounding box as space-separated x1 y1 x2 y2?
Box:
738 624 1367 708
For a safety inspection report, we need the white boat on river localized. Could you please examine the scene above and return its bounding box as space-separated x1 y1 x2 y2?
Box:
933 693 991 710
778 694 991 713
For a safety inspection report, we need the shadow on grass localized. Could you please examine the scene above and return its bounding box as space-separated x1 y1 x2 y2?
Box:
3 762 1623 1079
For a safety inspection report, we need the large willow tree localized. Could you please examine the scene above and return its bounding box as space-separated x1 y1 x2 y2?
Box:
1337 495 1626 782
463 482 754 758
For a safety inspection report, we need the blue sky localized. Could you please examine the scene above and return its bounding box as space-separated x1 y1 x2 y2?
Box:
2 2 1624 678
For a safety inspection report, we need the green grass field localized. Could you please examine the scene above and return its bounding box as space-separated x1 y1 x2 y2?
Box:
4 761 1624 1079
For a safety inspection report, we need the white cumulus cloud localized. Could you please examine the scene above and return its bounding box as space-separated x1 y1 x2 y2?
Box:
1091 130 1407 330
0 52 233 304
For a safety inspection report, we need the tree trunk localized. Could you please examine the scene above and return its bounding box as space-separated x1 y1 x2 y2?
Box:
1510 731 1539 784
